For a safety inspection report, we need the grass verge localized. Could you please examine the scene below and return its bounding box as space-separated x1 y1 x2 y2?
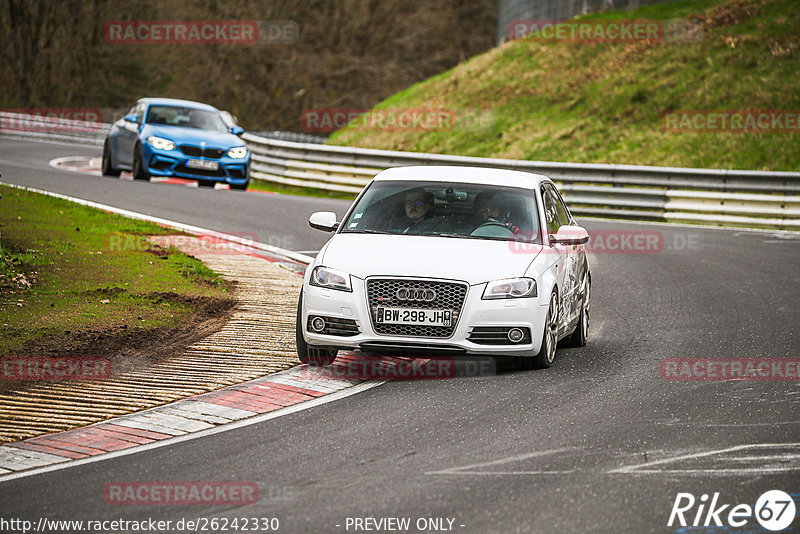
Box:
0 184 234 386
330 0 800 171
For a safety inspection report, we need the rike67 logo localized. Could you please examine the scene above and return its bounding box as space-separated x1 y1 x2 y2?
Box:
668 490 796 531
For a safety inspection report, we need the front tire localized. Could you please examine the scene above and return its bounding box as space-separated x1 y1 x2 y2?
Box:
229 179 249 191
197 179 216 188
101 140 121 177
295 292 338 366
132 143 150 181
522 290 559 370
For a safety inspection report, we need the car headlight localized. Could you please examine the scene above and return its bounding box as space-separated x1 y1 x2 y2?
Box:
146 136 175 151
227 146 248 158
309 266 352 292
482 277 537 299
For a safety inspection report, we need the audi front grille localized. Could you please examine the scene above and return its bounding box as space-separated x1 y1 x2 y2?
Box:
366 278 468 338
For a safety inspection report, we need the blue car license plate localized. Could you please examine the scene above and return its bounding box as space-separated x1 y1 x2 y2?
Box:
187 159 219 171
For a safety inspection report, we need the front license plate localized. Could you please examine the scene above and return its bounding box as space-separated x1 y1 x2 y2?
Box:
186 159 219 171
376 307 452 327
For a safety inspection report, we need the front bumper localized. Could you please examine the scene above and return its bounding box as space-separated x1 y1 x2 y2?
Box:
301 276 549 357
142 144 250 185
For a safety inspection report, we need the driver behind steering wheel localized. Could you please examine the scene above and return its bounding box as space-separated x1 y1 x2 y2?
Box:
476 195 521 235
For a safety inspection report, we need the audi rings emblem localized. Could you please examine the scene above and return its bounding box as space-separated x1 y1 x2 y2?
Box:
396 287 437 302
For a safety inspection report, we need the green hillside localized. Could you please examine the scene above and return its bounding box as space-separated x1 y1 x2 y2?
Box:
330 0 800 171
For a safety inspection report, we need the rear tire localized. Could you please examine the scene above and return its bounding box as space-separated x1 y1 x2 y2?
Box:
132 143 150 181
101 140 121 177
295 292 338 366
564 278 589 348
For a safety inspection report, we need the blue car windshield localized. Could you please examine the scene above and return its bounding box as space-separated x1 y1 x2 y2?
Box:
145 105 228 132
341 180 542 243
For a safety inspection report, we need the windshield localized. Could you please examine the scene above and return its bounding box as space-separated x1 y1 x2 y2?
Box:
145 105 228 132
341 180 541 243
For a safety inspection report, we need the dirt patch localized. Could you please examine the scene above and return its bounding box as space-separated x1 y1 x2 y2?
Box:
702 0 766 27
0 292 236 394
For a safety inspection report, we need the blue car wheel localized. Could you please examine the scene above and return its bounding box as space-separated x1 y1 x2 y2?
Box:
102 140 121 178
132 143 150 181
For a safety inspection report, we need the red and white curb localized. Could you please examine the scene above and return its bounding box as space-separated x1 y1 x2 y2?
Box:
0 356 399 479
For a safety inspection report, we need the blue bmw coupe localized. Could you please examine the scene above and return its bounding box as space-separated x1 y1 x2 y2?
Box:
102 98 250 190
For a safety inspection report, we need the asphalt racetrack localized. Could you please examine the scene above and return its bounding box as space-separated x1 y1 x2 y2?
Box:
1 137 799 533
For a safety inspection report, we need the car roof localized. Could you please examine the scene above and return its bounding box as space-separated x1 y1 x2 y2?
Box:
372 165 550 189
138 98 219 112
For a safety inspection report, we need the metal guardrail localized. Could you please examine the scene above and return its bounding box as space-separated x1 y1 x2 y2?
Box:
243 132 800 230
249 130 328 145
2 111 797 230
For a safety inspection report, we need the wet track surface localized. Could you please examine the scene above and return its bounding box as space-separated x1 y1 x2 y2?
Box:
1 137 800 533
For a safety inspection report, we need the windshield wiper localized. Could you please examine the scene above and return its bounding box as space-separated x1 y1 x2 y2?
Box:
411 232 484 240
418 232 526 242
431 233 476 239
345 229 393 235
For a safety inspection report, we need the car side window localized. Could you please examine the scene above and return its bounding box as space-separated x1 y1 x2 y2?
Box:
541 185 561 235
546 183 572 228
133 102 146 123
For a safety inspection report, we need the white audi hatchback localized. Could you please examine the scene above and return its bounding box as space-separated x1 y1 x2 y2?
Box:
297 166 591 370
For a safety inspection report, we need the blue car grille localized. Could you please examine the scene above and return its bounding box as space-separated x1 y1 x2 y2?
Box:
179 145 226 159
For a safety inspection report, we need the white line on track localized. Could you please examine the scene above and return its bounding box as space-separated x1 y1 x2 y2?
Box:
426 448 575 476
608 443 800 475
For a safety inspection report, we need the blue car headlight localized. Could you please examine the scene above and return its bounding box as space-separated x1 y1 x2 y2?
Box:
147 136 175 151
227 146 248 159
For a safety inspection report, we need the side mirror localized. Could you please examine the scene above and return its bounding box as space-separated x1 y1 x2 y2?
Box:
551 225 589 246
309 211 339 232
124 113 140 124
230 126 244 136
